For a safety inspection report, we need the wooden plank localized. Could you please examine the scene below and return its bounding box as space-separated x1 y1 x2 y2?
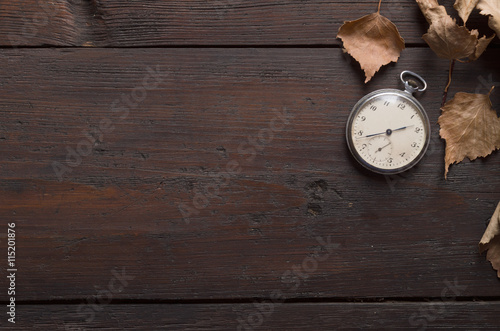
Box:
0 48 499 301
7 302 500 330
1 0 494 46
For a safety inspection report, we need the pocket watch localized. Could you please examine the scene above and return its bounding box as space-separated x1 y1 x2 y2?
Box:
346 71 430 175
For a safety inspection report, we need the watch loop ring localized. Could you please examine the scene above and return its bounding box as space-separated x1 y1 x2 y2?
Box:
400 70 427 94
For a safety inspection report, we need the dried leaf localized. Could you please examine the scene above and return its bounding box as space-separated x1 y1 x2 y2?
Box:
477 0 500 37
417 0 449 25
438 87 500 177
423 19 478 60
454 0 479 24
417 0 492 61
469 32 495 60
479 201 500 278
337 12 405 83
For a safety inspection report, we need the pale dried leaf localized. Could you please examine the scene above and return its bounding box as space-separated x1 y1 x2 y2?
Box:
423 19 478 60
469 33 496 60
479 201 500 278
416 0 449 25
438 88 500 177
454 0 479 24
477 0 500 37
417 0 492 60
337 12 405 83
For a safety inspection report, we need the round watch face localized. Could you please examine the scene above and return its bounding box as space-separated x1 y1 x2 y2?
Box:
346 89 430 175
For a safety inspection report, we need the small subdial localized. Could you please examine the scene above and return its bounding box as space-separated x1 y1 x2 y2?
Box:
366 136 392 163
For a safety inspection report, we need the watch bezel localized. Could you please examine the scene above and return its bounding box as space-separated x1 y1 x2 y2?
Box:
346 89 431 175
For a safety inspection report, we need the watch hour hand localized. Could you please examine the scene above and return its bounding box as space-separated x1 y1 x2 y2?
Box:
356 131 386 139
364 131 386 138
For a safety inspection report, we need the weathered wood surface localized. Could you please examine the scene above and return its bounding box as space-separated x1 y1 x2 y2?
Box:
1 48 499 304
1 0 500 328
6 302 500 330
0 0 496 46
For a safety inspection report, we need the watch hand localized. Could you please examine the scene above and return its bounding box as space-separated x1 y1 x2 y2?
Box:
375 142 391 153
357 125 416 139
392 124 415 132
364 131 386 138
356 131 386 139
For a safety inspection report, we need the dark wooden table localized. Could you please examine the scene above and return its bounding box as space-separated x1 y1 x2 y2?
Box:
1 1 500 330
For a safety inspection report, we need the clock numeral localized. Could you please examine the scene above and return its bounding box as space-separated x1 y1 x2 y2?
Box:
399 152 405 157
359 115 366 121
370 105 377 111
415 127 421 133
358 130 363 136
411 114 415 119
361 144 367 150
411 142 419 148
388 158 393 163
397 103 406 110
383 101 390 106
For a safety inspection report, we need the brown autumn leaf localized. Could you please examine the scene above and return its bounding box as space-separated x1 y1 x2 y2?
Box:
469 33 496 60
438 87 500 177
416 0 494 60
454 0 479 24
337 12 405 83
423 19 478 59
417 0 449 24
477 0 500 37
479 201 500 278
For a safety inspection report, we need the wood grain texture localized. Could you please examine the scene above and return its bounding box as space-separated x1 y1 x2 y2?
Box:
7 302 500 330
0 0 495 46
1 48 499 302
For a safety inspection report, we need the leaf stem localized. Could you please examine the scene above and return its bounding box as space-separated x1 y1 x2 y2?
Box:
488 86 495 96
442 59 455 107
377 0 382 13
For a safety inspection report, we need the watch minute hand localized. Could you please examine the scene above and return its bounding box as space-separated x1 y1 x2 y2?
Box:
392 125 414 132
